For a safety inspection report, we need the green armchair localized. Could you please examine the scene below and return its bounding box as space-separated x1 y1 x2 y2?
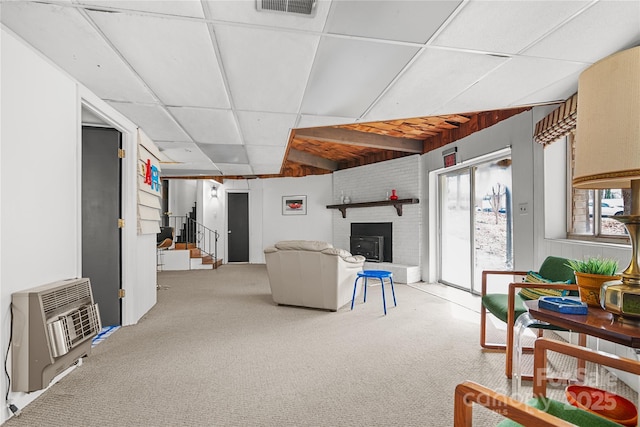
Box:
456 338 639 426
480 256 584 378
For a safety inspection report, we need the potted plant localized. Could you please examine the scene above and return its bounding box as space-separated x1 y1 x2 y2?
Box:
566 257 621 307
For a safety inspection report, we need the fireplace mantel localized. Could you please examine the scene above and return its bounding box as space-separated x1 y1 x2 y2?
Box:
326 198 419 218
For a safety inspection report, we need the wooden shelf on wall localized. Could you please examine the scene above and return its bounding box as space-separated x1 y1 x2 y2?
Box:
326 198 419 218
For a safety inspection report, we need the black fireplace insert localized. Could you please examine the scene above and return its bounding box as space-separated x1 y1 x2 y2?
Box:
350 222 392 262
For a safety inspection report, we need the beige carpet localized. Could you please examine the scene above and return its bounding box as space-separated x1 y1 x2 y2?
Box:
3 265 635 426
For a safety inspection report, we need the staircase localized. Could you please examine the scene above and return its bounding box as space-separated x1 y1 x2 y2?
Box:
173 242 223 270
158 203 222 271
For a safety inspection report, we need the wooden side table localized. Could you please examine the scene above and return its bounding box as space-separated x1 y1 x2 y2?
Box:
513 300 640 404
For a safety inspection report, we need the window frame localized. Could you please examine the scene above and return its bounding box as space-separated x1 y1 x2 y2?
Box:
566 132 630 244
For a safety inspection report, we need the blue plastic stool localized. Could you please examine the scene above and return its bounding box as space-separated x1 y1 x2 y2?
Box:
351 270 396 315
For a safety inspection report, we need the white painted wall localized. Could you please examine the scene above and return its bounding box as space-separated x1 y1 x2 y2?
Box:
1 29 157 422
169 179 198 219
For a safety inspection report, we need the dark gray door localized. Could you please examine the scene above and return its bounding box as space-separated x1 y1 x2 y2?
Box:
82 126 121 327
228 192 249 262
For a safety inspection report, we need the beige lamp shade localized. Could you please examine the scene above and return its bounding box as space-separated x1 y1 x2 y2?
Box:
574 46 640 190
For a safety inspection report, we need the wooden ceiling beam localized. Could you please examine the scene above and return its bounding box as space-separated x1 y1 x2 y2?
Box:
288 148 339 171
295 127 423 154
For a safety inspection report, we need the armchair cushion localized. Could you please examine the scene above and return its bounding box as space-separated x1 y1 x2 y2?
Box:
482 293 528 324
518 271 571 301
538 255 576 283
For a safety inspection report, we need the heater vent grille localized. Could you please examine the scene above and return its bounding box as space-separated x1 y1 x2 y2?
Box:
257 0 316 15
41 280 93 317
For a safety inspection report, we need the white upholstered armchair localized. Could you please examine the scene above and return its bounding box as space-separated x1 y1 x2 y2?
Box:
264 240 365 311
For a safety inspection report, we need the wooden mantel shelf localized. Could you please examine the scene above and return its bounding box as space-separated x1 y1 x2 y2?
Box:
326 198 419 218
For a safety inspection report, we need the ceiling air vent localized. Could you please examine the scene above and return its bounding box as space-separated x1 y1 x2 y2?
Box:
257 0 317 16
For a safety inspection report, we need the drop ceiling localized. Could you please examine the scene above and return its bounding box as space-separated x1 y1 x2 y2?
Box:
2 0 639 179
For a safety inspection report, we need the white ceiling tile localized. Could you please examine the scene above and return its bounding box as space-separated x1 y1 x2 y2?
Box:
215 25 319 112
168 107 241 144
237 111 297 146
326 0 462 43
296 115 357 128
432 0 591 54
365 48 507 121
203 0 331 32
108 102 191 141
523 1 640 63
246 145 286 164
301 37 419 117
1 2 156 103
440 56 587 113
216 163 254 176
513 70 582 106
89 11 229 108
81 0 205 18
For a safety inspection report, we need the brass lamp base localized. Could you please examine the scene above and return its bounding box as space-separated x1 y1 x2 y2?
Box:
601 281 640 323
601 214 640 322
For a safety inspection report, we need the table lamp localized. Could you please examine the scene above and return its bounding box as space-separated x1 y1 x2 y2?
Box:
573 46 640 320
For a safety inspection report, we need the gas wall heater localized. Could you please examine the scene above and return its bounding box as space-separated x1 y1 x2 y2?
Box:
12 278 102 392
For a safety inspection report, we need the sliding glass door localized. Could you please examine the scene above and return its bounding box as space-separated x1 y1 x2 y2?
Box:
439 154 513 293
440 169 472 290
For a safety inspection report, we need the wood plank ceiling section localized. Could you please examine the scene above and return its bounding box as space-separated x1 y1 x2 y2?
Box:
266 106 530 178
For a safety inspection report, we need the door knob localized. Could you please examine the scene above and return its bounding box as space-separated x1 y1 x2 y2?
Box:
228 230 232 234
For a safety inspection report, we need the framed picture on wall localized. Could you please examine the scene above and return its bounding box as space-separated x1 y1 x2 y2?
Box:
282 195 307 215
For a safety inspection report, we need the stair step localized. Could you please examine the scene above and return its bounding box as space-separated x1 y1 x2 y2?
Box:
175 243 197 250
202 255 213 264
189 248 202 258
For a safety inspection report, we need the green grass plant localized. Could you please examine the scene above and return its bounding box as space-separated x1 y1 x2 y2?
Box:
565 257 619 276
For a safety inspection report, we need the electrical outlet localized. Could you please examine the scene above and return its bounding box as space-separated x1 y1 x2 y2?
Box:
519 203 528 215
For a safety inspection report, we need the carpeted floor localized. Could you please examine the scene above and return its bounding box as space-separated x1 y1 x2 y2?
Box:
3 265 635 426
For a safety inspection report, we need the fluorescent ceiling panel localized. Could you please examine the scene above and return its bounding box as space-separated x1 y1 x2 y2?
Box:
108 102 191 141
0 2 155 103
432 1 591 54
197 144 249 164
216 163 254 176
203 0 331 32
440 56 586 113
155 142 211 163
81 0 206 18
365 48 507 121
161 167 222 177
325 0 462 43
251 164 282 175
89 11 229 108
522 1 640 63
214 25 319 112
168 107 241 145
301 37 419 117
236 111 297 146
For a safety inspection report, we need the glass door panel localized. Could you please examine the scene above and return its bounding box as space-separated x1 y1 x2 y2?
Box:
473 158 513 293
440 169 472 290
